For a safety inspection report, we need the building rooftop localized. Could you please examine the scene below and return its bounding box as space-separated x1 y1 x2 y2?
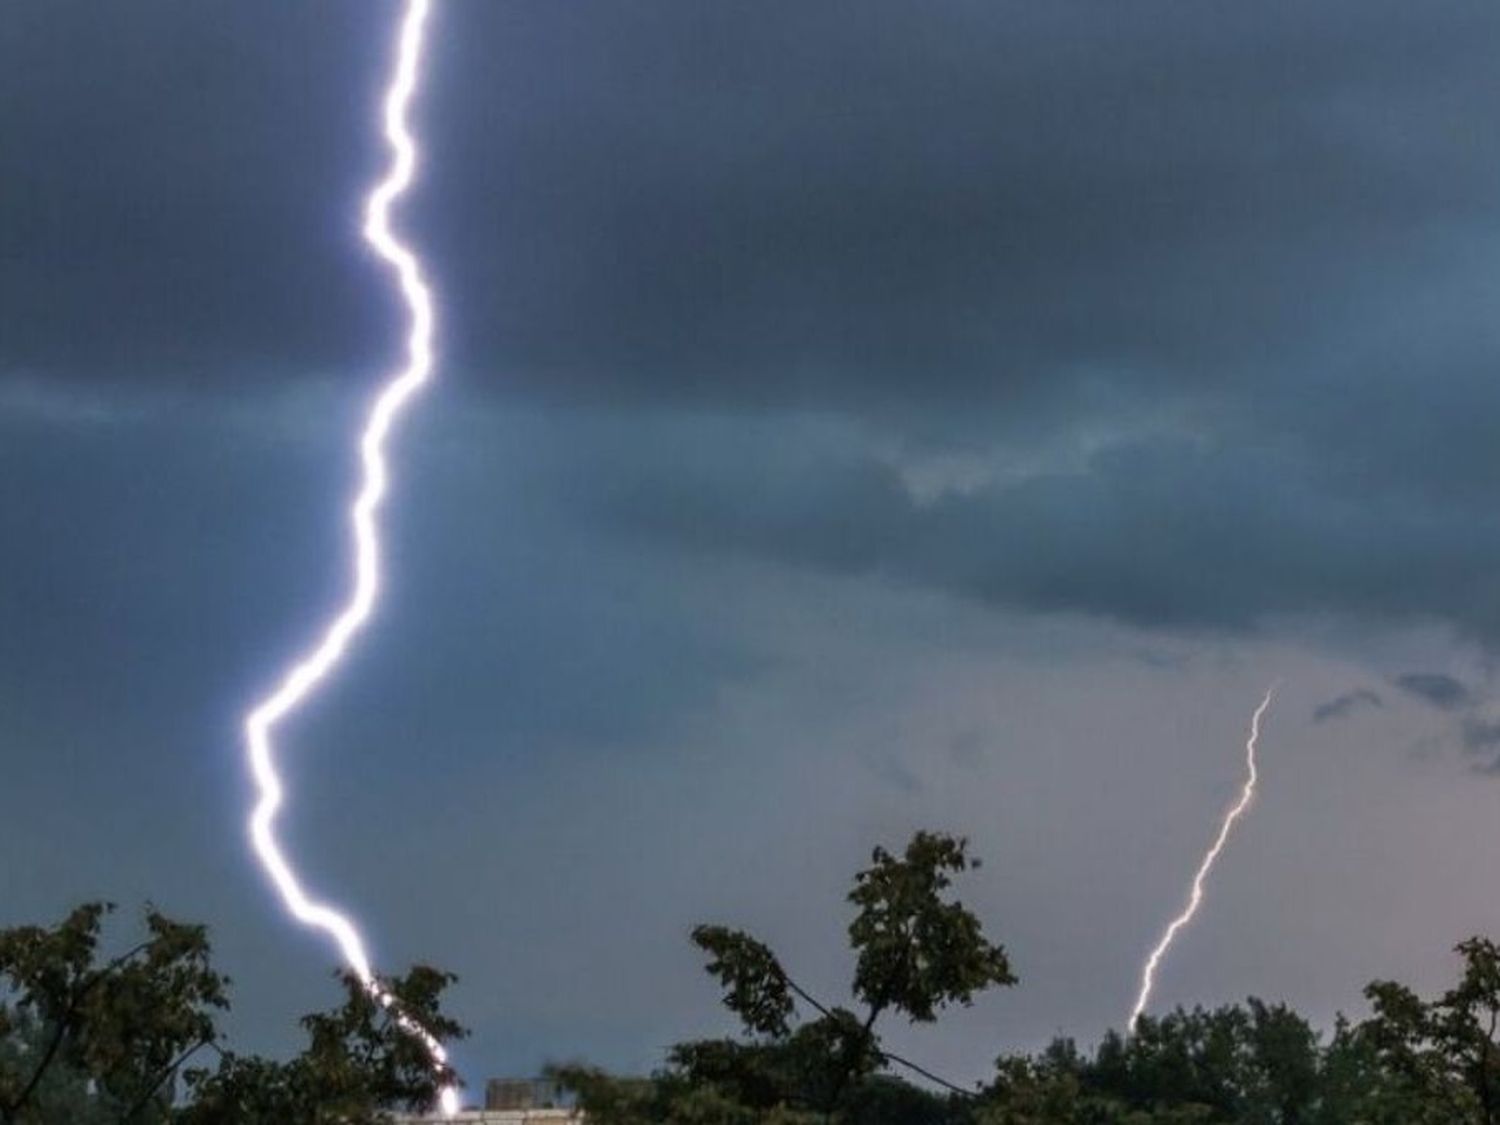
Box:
393 1112 578 1125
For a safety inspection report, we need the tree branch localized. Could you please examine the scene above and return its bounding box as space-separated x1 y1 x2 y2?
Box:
779 971 974 1099
119 1034 215 1123
4 939 155 1120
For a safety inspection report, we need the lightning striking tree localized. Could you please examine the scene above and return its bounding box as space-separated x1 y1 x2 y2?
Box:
239 0 458 1111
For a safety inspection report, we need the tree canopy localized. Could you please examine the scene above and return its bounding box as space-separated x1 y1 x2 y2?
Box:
0 902 463 1124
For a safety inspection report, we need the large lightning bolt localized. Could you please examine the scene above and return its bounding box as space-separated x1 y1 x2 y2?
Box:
1127 685 1277 1033
241 0 458 1114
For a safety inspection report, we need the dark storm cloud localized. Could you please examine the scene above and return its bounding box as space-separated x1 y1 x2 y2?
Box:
1312 689 1382 724
8 0 1500 404
8 0 1500 637
426 0 1500 411
0 4 398 380
525 408 1500 644
1394 673 1473 711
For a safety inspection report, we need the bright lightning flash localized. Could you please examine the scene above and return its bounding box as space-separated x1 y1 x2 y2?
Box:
1126 685 1277 1034
241 0 458 1115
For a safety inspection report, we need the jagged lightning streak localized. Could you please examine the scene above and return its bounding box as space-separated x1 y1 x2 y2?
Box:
241 0 458 1114
1127 685 1277 1033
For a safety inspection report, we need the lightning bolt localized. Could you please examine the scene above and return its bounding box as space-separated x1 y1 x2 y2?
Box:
1127 684 1277 1033
240 0 458 1114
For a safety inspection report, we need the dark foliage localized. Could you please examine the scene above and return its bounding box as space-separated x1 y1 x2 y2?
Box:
0 904 464 1124
558 830 1014 1123
557 832 1500 1125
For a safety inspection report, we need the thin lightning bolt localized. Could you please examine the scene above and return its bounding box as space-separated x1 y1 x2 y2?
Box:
241 0 458 1115
1127 685 1277 1034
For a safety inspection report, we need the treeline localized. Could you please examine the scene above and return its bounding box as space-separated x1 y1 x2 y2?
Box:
564 977 1500 1125
2 832 1496 1123
555 832 1500 1125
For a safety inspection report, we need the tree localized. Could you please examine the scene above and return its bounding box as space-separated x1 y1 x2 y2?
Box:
180 964 464 1125
558 830 1016 1124
1359 937 1500 1124
1312 1015 1405 1125
0 903 228 1124
0 1011 114 1125
0 903 463 1124
983 1003 1325 1125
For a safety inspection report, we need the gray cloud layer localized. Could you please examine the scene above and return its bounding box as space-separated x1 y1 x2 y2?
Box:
9 1 1500 642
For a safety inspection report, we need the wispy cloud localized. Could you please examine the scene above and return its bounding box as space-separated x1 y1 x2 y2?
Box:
1312 688 1382 724
1393 672 1473 711
0 374 152 427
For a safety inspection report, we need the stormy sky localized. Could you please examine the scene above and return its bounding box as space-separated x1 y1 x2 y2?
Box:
6 0 1500 1094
